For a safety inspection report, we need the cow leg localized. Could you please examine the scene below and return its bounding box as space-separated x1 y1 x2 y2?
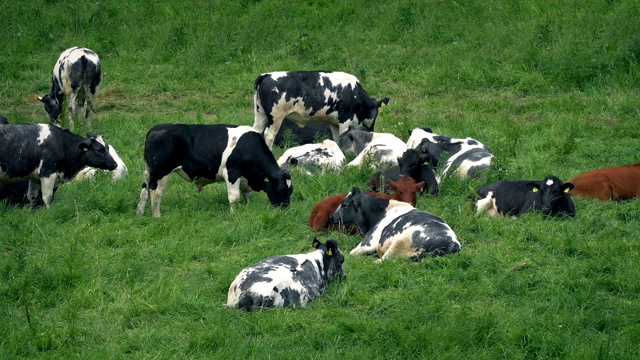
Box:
330 124 341 142
39 176 57 208
263 116 284 150
67 91 78 130
225 175 243 213
150 175 170 217
377 236 418 263
26 180 42 209
475 194 499 218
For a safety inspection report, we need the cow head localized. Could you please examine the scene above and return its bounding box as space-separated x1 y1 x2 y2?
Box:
527 176 576 217
361 97 390 132
264 168 293 208
38 93 62 123
329 187 366 230
312 237 345 281
416 139 444 168
79 136 118 171
397 149 425 177
337 127 373 156
388 177 424 207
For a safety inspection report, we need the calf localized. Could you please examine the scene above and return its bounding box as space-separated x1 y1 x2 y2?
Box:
365 148 438 196
329 187 461 262
411 129 494 183
567 163 640 201
135 124 293 217
309 177 425 232
227 238 345 310
276 139 345 175
274 119 333 148
475 175 576 218
338 127 407 168
38 47 102 130
253 71 389 148
0 124 117 208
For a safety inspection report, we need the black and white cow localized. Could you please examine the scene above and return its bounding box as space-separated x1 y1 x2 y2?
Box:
38 46 102 130
365 148 438 196
253 71 389 148
74 134 128 182
0 124 117 208
276 139 345 175
338 127 407 168
274 119 333 148
411 129 494 183
135 124 293 217
475 176 576 218
227 237 345 310
329 187 461 262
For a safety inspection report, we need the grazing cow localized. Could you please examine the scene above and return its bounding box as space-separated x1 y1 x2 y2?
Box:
413 130 494 183
0 124 117 208
227 238 345 310
475 175 576 218
274 119 333 148
567 163 640 201
276 139 345 175
365 148 438 196
338 127 407 168
253 71 389 148
38 46 102 130
135 124 293 217
329 187 461 262
74 134 128 182
309 177 425 232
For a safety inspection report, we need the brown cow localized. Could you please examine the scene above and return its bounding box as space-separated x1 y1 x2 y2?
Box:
309 176 424 232
567 163 640 201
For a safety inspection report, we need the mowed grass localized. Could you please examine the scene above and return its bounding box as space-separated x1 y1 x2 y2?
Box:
1 0 640 358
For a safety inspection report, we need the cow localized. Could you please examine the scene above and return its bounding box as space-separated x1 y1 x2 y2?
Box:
567 163 640 201
38 46 102 130
309 177 425 232
0 123 117 208
475 175 576 218
338 127 407 168
274 119 333 148
74 134 128 182
329 187 461 262
135 124 293 217
253 71 389 149
276 139 345 175
365 148 438 196
226 237 345 310
412 130 494 183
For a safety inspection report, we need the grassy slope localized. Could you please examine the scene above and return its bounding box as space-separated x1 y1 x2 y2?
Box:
1 0 640 358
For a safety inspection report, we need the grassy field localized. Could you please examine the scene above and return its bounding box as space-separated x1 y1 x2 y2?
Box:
1 0 640 358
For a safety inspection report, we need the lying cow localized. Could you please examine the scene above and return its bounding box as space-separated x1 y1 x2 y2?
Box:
338 127 407 168
135 124 293 217
410 128 494 183
73 134 128 182
274 119 333 148
329 187 461 262
567 163 640 201
475 175 576 218
309 177 425 232
365 148 438 196
226 237 345 310
0 123 117 208
253 71 389 148
38 47 102 130
276 139 345 175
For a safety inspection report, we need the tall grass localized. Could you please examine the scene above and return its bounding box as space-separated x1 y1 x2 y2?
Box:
1 1 639 358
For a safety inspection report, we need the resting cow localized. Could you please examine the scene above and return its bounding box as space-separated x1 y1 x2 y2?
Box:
475 175 576 218
253 71 389 148
135 124 293 217
227 238 345 310
338 127 407 168
276 139 345 175
0 123 117 208
309 177 425 232
567 163 640 201
38 46 102 130
329 187 461 262
274 119 333 148
365 148 438 196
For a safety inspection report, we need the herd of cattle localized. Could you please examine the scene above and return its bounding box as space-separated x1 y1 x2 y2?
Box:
1 47 639 310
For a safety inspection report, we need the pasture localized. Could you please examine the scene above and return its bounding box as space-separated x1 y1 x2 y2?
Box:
1 0 640 358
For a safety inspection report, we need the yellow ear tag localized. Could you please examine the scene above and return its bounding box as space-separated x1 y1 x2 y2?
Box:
381 102 386 108
532 187 539 193
564 187 570 193
327 249 333 256
423 161 429 165
37 96 43 101
264 177 269 182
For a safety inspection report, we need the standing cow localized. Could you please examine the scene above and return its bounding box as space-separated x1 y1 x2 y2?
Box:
475 175 576 218
253 71 389 148
38 46 102 130
567 163 640 201
329 187 461 262
135 124 293 217
0 124 117 208
227 238 345 310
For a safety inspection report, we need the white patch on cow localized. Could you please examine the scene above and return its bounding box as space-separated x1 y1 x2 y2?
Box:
450 155 494 182
319 72 359 89
349 201 415 256
476 192 500 218
277 139 345 174
37 124 52 145
406 128 437 149
546 179 554 186
346 132 407 168
268 71 288 81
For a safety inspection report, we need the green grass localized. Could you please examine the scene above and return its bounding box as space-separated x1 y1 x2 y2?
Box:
1 0 640 358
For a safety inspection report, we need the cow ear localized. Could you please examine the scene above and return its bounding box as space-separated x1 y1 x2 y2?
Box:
326 239 338 256
527 183 540 192
79 141 90 152
562 182 575 193
312 237 321 249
